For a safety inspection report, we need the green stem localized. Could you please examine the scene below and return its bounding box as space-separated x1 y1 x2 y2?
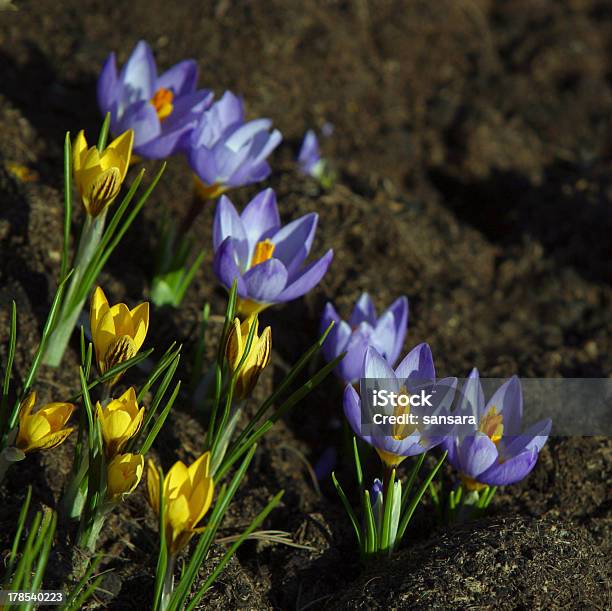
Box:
43 213 106 367
77 509 106 554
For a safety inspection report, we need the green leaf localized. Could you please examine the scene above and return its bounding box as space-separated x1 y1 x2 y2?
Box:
331 472 361 547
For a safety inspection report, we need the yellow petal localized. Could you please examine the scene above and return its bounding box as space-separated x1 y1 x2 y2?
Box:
106 129 134 180
187 451 212 485
147 459 161 513
94 307 119 367
129 302 149 351
188 476 214 527
107 453 144 499
90 287 110 339
112 303 135 338
26 427 74 452
18 392 36 425
73 130 88 173
165 460 190 498
166 494 190 534
38 402 74 429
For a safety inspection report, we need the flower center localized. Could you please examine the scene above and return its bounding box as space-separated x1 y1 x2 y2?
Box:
103 335 136 373
479 406 504 444
251 239 275 267
391 385 418 440
151 87 174 121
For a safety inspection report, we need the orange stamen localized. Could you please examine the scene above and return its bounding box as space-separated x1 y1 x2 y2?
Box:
151 87 174 121
251 239 275 267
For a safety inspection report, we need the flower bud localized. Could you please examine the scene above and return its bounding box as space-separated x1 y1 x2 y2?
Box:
73 129 133 217
225 316 271 399
107 453 144 501
16 392 74 453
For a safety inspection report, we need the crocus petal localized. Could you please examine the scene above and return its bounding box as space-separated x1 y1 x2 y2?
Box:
242 258 288 302
189 145 219 185
486 375 523 436
371 311 397 361
119 40 157 104
339 333 371 383
503 418 552 457
212 238 248 296
479 447 538 486
116 101 160 149
240 188 280 256
213 195 248 265
158 90 213 133
298 130 320 174
394 342 435 388
386 296 409 365
458 433 499 478
349 293 377 327
225 119 272 151
364 346 397 385
156 59 198 96
343 384 366 439
274 249 333 302
97 53 118 113
272 213 318 279
457 368 485 424
320 302 350 357
213 91 244 131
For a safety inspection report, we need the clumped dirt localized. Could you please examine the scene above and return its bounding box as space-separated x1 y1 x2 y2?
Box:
0 0 611 609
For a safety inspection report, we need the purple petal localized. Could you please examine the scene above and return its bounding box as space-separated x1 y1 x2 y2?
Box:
349 293 377 327
394 343 435 388
116 100 160 148
320 303 350 362
364 346 397 385
503 418 552 457
271 213 318 279
212 238 247 296
298 129 321 174
213 196 248 265
371 311 397 361
214 91 244 130
479 448 538 486
338 334 370 384
119 40 156 103
240 188 281 256
457 368 485 424
159 90 213 133
386 296 409 365
344 384 367 439
274 249 333 302
458 433 499 478
156 59 198 96
97 53 118 113
487 376 523 436
225 119 272 151
188 145 219 185
242 258 288 302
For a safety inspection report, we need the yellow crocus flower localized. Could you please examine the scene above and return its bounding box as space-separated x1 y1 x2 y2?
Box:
89 287 149 383
15 392 74 453
225 316 272 399
96 387 144 457
107 453 144 502
147 452 214 555
73 129 133 217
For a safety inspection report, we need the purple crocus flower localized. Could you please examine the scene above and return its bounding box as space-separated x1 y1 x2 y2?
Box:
344 345 457 468
444 369 551 490
320 294 408 385
297 130 323 178
189 92 282 198
212 188 333 315
97 40 213 159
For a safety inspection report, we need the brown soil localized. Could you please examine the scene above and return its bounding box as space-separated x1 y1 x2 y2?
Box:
0 1 611 609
